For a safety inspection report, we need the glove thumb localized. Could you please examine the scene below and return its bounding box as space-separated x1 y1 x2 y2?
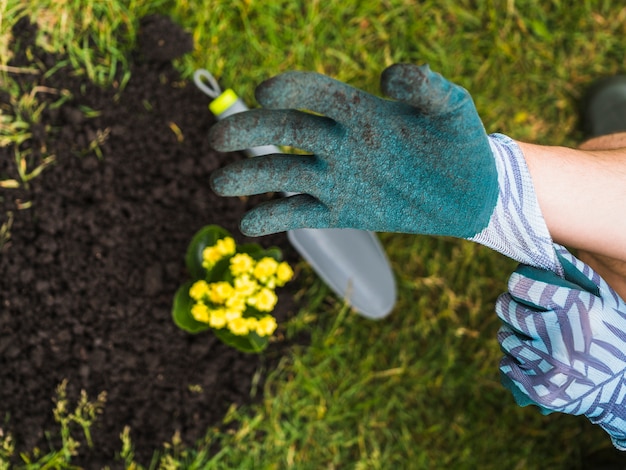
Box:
380 63 468 115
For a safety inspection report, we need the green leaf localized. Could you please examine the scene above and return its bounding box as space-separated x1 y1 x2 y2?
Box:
214 329 268 353
185 225 232 279
239 244 283 262
261 246 283 262
172 282 211 334
238 243 263 256
207 256 233 283
244 306 265 319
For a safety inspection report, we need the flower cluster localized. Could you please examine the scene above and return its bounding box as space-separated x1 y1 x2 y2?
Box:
188 236 294 338
172 225 294 353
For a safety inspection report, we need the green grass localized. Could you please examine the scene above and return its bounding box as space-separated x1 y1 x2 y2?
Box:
166 239 604 469
169 0 625 145
2 0 626 468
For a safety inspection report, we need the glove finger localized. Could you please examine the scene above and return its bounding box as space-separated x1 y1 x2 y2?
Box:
497 291 579 362
254 71 380 124
502 354 591 416
209 108 339 155
499 355 554 414
499 322 578 384
497 324 541 368
210 154 323 198
496 292 549 340
380 63 469 115
239 195 331 236
508 264 593 311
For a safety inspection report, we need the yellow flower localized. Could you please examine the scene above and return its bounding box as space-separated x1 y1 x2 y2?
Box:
230 253 254 276
276 261 294 286
209 308 227 329
256 316 277 337
264 277 277 290
190 303 210 323
209 281 234 304
245 317 259 332
226 293 247 313
234 275 258 297
189 280 210 301
253 257 279 280
202 237 236 269
249 287 278 312
202 246 223 268
215 237 236 256
225 309 242 322
228 317 249 336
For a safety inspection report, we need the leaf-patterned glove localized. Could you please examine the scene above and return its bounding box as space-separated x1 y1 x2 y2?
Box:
497 245 626 450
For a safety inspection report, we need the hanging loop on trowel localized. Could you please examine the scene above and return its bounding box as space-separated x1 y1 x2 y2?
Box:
193 69 222 99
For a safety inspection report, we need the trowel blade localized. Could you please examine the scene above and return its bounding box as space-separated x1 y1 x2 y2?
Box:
287 228 396 319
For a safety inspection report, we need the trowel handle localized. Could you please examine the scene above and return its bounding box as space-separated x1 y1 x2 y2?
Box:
209 87 295 195
209 88 282 159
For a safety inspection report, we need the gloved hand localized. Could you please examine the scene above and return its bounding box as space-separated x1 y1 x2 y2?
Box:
210 63 497 236
497 245 626 450
209 64 559 272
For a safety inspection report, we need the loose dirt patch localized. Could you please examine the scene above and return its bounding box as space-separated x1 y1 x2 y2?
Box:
0 15 300 465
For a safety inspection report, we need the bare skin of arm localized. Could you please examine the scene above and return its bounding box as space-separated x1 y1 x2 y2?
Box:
517 134 626 298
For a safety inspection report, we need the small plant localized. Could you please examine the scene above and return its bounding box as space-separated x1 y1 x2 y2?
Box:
0 380 106 468
172 225 294 353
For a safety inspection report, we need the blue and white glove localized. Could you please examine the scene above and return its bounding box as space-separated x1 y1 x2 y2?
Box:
497 245 626 450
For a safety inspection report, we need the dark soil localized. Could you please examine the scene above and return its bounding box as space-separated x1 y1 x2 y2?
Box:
0 16 300 466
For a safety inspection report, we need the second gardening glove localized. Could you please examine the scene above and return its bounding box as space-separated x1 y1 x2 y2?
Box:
497 245 626 450
209 63 560 272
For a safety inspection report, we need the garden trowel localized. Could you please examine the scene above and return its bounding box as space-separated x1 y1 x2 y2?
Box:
194 69 396 319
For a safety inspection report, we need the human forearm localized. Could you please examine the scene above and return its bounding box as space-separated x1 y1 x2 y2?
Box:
518 141 626 262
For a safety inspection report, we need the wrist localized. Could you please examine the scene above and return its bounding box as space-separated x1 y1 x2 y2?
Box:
469 134 560 273
517 140 626 263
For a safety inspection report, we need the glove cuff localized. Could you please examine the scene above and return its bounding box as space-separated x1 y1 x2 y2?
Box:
469 134 562 274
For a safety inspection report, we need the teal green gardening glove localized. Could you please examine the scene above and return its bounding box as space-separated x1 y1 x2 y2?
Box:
498 245 626 450
210 64 560 272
